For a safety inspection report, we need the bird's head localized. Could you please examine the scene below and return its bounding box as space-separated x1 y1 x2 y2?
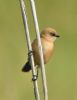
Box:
41 27 60 42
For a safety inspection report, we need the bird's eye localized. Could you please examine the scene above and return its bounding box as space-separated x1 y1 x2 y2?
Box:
50 32 55 36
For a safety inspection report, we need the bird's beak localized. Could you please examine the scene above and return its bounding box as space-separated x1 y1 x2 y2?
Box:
55 34 60 38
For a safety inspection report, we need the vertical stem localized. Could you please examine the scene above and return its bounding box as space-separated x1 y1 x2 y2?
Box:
30 0 48 100
19 0 40 100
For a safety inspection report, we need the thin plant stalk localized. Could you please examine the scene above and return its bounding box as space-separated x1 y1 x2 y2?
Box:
30 0 48 100
19 0 40 100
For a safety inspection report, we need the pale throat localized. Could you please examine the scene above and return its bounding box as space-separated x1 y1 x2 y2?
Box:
51 37 57 42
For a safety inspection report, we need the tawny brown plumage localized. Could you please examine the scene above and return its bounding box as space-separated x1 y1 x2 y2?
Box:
32 37 54 65
22 27 60 72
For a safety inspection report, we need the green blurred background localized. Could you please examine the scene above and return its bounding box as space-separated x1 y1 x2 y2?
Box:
0 0 77 100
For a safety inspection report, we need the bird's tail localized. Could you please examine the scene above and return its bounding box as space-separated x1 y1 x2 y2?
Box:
22 61 31 72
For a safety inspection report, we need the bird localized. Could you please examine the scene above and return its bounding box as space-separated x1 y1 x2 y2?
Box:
22 27 60 72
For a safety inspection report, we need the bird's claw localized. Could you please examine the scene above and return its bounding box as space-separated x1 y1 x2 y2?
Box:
32 75 38 81
28 50 34 56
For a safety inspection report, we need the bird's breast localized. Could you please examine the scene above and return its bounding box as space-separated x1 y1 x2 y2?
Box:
32 38 54 65
42 39 54 64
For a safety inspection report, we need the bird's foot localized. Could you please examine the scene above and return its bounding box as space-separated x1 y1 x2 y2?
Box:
32 67 39 81
28 50 34 56
32 75 38 81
